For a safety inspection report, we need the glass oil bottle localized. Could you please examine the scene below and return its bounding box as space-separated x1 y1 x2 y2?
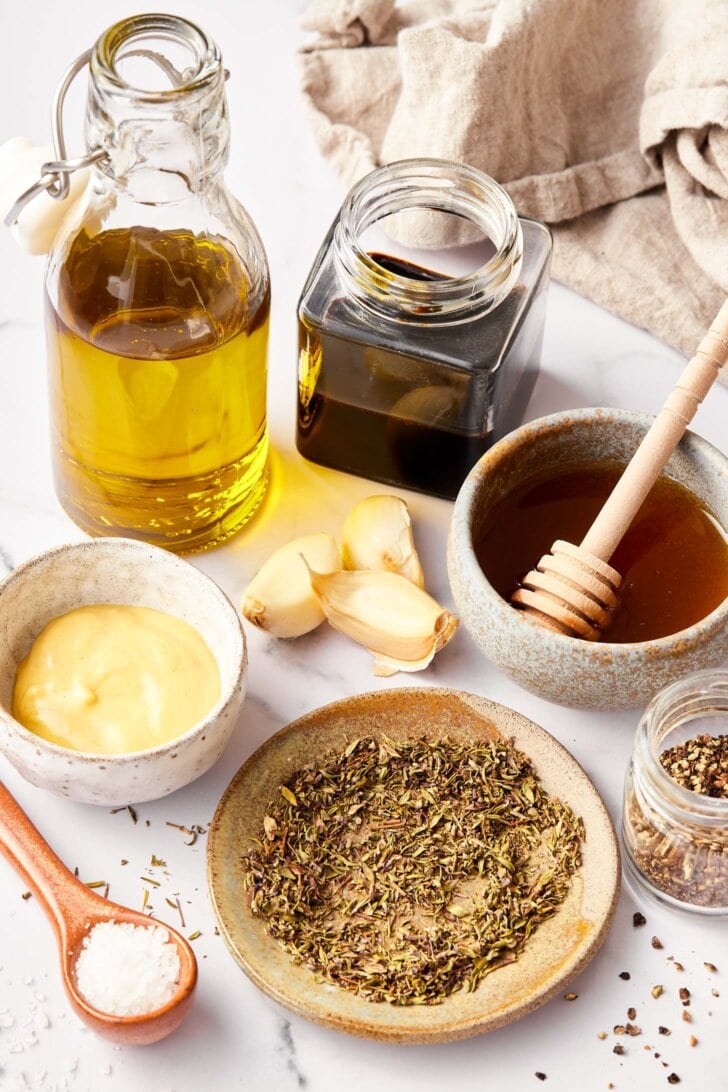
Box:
44 15 270 551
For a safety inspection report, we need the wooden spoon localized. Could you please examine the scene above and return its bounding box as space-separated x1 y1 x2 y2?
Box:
0 781 197 1045
512 299 728 640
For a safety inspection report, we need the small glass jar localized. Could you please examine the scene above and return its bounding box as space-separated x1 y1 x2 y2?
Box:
296 159 551 499
622 670 728 915
45 15 270 552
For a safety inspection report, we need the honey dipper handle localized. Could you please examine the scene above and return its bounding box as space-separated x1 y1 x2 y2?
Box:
581 299 728 562
0 780 80 934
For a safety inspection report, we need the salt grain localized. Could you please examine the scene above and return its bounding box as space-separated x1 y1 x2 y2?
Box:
75 922 180 1017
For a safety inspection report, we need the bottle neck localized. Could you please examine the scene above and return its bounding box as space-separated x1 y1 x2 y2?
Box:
85 14 229 202
333 159 523 326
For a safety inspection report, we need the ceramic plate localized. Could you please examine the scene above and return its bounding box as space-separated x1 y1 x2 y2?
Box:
207 688 620 1043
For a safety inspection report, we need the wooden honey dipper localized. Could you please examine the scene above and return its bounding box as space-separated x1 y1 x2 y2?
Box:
512 300 728 640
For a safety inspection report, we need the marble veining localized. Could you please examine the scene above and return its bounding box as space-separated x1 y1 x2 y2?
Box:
278 1017 309 1090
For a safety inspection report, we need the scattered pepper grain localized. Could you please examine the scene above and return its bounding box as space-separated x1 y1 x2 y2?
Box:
633 912 647 927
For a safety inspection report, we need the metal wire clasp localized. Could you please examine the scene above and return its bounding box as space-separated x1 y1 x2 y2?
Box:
4 49 107 227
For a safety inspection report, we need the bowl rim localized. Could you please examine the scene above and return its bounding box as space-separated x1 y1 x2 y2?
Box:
449 406 728 655
0 537 247 764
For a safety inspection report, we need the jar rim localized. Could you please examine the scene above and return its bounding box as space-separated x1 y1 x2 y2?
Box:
92 14 223 103
638 669 728 821
334 159 524 324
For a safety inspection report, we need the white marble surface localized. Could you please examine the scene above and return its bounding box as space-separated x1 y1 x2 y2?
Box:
1 2 727 1090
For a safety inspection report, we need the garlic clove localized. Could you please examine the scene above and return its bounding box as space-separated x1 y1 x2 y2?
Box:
341 495 425 587
307 566 458 673
242 533 341 638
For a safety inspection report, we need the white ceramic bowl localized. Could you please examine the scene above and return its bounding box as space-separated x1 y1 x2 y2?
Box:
0 539 247 805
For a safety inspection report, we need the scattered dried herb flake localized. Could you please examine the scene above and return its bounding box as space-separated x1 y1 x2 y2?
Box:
242 735 584 1005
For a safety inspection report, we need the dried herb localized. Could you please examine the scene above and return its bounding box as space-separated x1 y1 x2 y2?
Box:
188 930 202 941
613 1044 625 1056
679 987 690 1004
166 821 207 846
660 734 728 798
242 735 584 1005
151 854 167 868
627 1006 637 1020
652 936 664 949
652 985 664 999
633 911 646 927
667 1075 680 1085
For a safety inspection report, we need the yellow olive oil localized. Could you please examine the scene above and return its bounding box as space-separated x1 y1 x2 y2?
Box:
46 226 270 552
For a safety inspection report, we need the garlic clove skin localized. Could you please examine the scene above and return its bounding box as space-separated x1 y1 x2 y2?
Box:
341 495 425 587
242 534 341 639
307 566 458 673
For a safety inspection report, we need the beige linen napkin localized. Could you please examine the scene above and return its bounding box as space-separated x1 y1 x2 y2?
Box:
299 0 728 368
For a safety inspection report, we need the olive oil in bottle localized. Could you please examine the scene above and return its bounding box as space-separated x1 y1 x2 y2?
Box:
42 15 271 552
47 226 269 551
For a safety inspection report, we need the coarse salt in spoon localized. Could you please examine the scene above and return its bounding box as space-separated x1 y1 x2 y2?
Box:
0 781 197 1045
512 299 728 640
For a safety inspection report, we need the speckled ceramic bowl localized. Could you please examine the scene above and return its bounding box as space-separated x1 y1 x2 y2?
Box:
0 539 247 805
448 409 728 710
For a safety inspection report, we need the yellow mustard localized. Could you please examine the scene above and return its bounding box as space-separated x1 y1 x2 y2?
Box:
12 605 220 755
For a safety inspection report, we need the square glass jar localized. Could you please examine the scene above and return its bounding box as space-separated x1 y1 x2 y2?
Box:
297 159 552 499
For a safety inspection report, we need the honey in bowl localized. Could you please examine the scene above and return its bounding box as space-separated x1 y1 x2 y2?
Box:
475 463 728 643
